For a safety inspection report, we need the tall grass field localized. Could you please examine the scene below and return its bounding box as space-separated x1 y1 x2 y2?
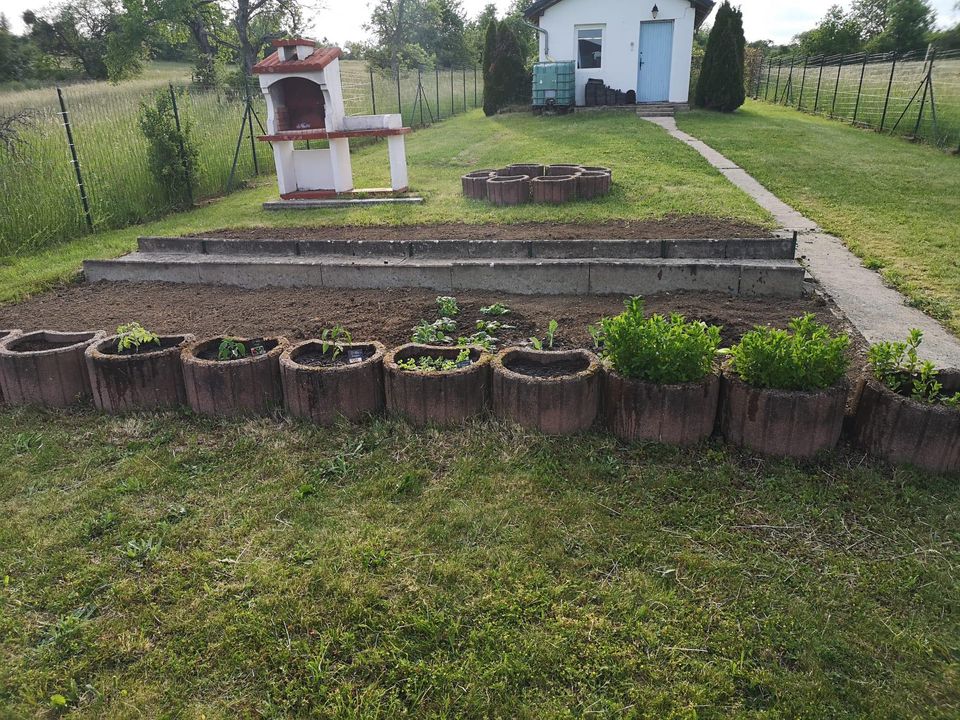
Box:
0 61 482 258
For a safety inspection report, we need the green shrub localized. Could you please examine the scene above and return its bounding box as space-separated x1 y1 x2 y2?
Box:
868 329 960 407
694 1 746 112
729 314 849 391
600 297 721 384
138 87 200 209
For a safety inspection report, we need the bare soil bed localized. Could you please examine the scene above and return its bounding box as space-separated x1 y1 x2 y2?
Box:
200 217 770 241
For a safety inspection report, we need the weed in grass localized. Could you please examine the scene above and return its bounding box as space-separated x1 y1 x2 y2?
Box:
124 536 162 565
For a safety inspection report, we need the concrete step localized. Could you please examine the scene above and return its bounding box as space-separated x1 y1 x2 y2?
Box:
84 253 804 297
136 236 797 261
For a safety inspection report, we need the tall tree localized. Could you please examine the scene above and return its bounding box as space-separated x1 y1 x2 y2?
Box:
795 5 863 55
694 1 745 112
867 0 936 51
481 18 497 114
365 0 469 68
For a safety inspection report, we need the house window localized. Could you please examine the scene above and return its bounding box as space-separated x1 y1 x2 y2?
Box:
577 26 603 69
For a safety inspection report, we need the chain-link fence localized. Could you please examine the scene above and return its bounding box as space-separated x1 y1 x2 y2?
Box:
751 48 960 151
0 61 484 258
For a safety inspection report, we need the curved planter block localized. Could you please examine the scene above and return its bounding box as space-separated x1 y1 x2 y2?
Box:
577 170 612 200
492 348 600 435
461 170 495 200
504 163 545 178
532 175 578 204
281 340 386 425
0 330 21 404
851 376 960 473
546 164 584 177
85 334 194 413
181 336 289 417
486 175 530 206
384 344 491 426
582 165 612 180
0 330 105 408
720 373 848 458
604 369 719 445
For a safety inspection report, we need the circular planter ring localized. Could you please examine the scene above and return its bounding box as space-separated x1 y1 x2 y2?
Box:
532 174 578 204
85 334 195 413
492 347 601 435
486 175 530 206
545 164 584 177
720 371 849 458
181 336 289 417
581 166 612 180
281 340 386 425
461 170 496 200
384 344 491 427
0 330 21 405
604 368 720 445
851 374 960 473
0 330 105 408
577 170 612 200
504 163 545 178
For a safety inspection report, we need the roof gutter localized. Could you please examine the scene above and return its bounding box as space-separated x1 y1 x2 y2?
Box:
522 19 551 60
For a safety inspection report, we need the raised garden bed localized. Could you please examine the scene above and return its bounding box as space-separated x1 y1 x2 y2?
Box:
486 175 530 206
0 330 21 404
384 344 491 426
577 170 612 200
604 370 720 445
532 175 579 204
492 347 600 435
85 333 194 413
461 170 495 200
0 330 105 407
851 374 960 473
281 340 386 425
181 336 289 416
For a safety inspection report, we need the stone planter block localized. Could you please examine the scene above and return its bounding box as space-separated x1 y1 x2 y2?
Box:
545 164 584 177
85 334 194 413
281 340 386 425
504 163 545 178
0 330 105 407
0 330 21 404
581 166 612 180
532 175 579 204
720 372 848 458
461 170 495 200
577 170 612 200
486 175 530 206
384 344 491 426
851 376 960 473
604 369 719 445
181 336 289 417
492 347 601 435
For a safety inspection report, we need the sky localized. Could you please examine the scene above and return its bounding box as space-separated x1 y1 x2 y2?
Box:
3 0 959 45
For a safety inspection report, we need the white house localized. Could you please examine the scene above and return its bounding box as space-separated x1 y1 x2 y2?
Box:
523 0 715 106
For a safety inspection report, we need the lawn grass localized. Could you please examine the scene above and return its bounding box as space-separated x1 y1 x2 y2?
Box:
0 109 771 304
1 408 957 717
677 101 960 334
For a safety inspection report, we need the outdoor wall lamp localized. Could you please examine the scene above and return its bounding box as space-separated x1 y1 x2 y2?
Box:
651 4 659 18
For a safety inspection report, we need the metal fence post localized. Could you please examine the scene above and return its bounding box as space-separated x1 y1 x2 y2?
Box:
396 66 402 117
797 57 809 110
813 56 825 112
462 68 467 112
831 54 844 116
56 87 93 232
436 66 441 120
474 65 478 106
450 68 455 114
879 53 897 132
763 59 772 100
852 53 868 123
782 57 794 104
370 67 377 114
168 84 194 204
913 47 935 139
773 59 782 103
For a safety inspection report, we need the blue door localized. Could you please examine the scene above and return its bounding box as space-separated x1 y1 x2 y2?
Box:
637 21 674 102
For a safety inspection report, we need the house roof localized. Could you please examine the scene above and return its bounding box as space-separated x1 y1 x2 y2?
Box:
523 0 716 29
252 45 341 75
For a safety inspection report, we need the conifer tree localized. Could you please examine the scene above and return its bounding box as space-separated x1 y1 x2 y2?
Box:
694 1 746 112
482 19 499 115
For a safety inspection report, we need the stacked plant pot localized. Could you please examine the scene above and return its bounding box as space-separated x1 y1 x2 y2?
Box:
492 347 600 435
85 333 195 413
0 329 21 404
532 175 579 204
486 175 531 206
181 336 289 416
384 344 491 426
281 340 386 425
851 372 960 473
0 330 105 407
604 369 720 445
577 169 612 200
461 170 496 200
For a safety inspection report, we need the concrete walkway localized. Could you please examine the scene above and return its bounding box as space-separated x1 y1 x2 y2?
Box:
643 116 960 369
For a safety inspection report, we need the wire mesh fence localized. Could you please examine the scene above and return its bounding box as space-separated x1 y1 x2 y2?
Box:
0 60 484 258
751 48 960 151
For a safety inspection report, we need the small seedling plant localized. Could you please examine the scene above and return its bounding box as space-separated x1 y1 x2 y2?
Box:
115 322 160 354
321 325 353 361
411 319 455 345
436 296 460 318
869 329 960 407
397 348 471 372
458 331 497 351
600 297 721 383
530 320 559 351
480 302 511 316
217 338 248 361
728 314 849 391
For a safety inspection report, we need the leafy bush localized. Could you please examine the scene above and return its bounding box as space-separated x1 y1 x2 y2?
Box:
138 87 200 209
729 314 849 391
868 329 960 407
600 297 721 384
436 296 459 318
